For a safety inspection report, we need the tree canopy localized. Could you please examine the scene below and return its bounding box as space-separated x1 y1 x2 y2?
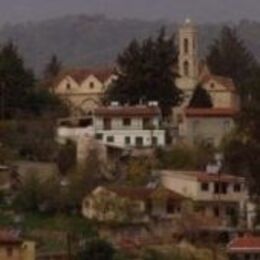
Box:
188 85 213 108
0 42 68 118
43 54 62 80
0 42 35 118
105 28 183 116
77 238 115 260
223 66 260 194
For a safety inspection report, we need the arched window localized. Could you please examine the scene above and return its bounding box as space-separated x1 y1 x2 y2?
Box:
183 60 190 77
184 38 189 54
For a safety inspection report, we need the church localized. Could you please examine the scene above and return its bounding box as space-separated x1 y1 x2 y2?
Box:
53 19 239 147
174 19 239 146
176 18 239 109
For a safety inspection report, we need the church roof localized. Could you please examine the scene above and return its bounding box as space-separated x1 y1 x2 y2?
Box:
185 108 238 117
94 105 161 117
201 74 236 92
55 67 115 85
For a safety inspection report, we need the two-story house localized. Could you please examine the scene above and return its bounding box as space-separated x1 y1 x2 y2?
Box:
160 170 251 227
93 103 166 148
82 186 186 223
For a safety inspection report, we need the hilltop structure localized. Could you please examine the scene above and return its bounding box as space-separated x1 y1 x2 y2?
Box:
173 19 239 145
176 18 239 109
53 68 115 115
53 19 240 147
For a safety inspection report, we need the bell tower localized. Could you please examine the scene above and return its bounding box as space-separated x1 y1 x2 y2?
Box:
178 18 199 79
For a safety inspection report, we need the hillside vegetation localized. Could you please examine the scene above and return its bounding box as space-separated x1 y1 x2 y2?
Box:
0 15 260 74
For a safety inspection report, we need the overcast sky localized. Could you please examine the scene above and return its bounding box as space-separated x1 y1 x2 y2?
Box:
1 0 260 25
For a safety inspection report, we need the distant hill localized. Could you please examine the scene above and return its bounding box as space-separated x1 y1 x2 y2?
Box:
0 15 260 76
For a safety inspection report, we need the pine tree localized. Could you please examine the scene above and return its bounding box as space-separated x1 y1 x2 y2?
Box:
43 54 62 92
206 26 257 100
105 28 182 117
43 54 62 81
0 41 35 118
188 85 213 108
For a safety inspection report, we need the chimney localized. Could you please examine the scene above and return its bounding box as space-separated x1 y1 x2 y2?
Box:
110 101 119 107
148 101 159 107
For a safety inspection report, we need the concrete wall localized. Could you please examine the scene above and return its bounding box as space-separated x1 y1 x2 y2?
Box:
161 171 199 199
181 116 234 146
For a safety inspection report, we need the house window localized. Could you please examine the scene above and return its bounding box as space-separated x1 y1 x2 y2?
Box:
214 182 228 194
66 83 71 90
143 118 153 129
166 199 175 214
95 133 103 140
89 82 95 89
145 199 152 213
201 182 209 192
152 137 158 146
79 118 92 127
221 182 228 194
135 137 143 147
214 183 219 194
213 206 220 217
107 136 114 143
123 118 131 126
103 118 111 130
125 136 131 145
183 60 190 77
234 183 241 192
184 38 189 54
210 83 215 89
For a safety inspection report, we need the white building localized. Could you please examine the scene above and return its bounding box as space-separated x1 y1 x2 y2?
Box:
160 170 253 228
93 103 166 148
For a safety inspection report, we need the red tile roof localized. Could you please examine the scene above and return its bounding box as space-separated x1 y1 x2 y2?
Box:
228 235 260 253
185 108 237 117
56 67 115 85
162 170 245 183
107 186 185 201
94 105 161 117
0 230 22 244
195 172 245 183
201 74 236 92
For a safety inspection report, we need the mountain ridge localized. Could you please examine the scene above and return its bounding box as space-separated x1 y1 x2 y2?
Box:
0 15 259 75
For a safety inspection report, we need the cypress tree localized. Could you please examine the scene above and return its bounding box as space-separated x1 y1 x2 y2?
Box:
188 85 213 108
